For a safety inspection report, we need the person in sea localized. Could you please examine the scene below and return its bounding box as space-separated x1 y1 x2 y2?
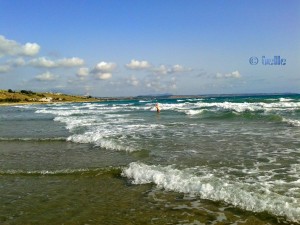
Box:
155 103 161 113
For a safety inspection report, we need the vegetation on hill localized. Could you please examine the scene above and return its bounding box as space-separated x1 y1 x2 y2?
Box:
0 89 99 104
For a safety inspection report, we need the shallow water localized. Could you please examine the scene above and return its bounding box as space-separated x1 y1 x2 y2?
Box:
1 94 300 224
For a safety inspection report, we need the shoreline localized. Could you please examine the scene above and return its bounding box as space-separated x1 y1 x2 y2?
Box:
1 92 299 107
0 89 102 107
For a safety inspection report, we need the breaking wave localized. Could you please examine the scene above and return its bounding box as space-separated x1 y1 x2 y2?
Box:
122 162 300 223
33 98 300 154
171 101 300 113
67 132 136 152
282 118 300 127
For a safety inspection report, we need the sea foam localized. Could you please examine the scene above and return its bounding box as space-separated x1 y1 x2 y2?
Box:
154 101 300 114
282 118 300 127
67 132 136 152
122 162 300 222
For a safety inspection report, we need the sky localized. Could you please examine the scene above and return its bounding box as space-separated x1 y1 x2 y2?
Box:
0 0 299 97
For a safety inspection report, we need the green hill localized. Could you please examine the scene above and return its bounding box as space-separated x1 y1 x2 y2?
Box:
0 89 99 104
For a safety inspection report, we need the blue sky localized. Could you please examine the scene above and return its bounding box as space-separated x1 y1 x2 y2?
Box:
0 0 299 96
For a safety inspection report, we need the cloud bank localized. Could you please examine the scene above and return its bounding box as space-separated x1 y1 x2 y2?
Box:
216 70 241 79
126 59 151 70
93 61 116 72
35 71 58 81
76 67 89 78
29 57 84 68
125 59 191 76
92 61 117 80
0 35 40 57
0 65 10 73
0 35 245 96
96 73 112 80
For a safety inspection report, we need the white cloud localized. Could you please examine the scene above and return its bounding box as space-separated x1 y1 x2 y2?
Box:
126 59 151 70
30 57 55 67
22 43 40 56
0 58 26 73
57 57 84 67
145 79 166 92
152 64 191 75
171 64 191 73
126 76 140 86
9 57 26 67
96 73 112 80
0 65 10 73
76 67 89 78
94 61 116 72
171 64 183 72
0 35 40 57
216 70 241 79
231 70 241 78
30 57 84 68
35 71 58 81
144 75 177 92
153 65 169 75
93 62 116 80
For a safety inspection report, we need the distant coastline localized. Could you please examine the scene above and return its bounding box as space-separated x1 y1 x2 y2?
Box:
1 89 299 106
0 89 100 106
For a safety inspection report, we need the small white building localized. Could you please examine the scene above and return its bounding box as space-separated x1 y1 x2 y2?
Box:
39 97 53 102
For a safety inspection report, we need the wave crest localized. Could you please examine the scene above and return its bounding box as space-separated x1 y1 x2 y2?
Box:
67 132 136 152
122 162 300 223
282 118 300 127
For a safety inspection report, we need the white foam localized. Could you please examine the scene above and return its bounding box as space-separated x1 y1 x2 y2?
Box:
67 132 135 152
54 116 99 130
194 102 259 112
186 98 204 101
13 105 36 109
139 100 152 103
154 101 300 113
282 118 300 127
33 99 300 117
184 109 206 116
36 109 85 116
34 103 168 152
65 119 165 152
122 162 300 222
279 98 293 102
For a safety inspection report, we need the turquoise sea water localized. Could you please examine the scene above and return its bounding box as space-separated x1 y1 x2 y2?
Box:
1 94 300 224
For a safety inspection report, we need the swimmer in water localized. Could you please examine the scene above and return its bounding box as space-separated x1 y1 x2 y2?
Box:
155 103 161 113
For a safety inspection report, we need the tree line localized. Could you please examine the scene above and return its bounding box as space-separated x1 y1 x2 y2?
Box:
8 89 36 95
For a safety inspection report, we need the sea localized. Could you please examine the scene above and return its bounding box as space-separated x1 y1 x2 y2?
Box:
1 94 300 225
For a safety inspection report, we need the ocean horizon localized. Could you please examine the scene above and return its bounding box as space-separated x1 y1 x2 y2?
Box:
1 93 300 224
